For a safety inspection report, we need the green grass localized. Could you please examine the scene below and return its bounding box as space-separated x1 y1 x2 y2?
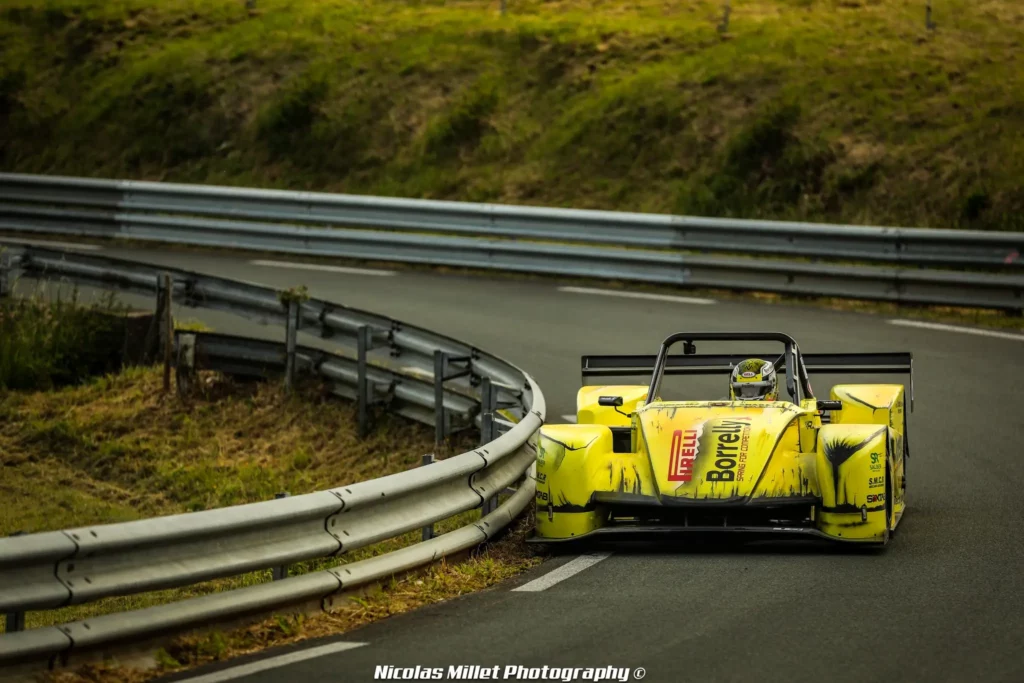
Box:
1 1 1021 230
0 287 132 390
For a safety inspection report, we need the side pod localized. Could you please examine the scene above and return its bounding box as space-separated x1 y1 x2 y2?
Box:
814 424 891 543
534 424 619 540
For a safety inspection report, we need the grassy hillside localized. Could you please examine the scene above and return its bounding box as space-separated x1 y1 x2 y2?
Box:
1 0 1022 230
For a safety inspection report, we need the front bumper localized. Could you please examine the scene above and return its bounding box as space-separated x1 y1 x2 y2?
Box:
526 524 883 545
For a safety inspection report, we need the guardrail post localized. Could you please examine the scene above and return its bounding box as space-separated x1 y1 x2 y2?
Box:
271 493 291 580
4 609 25 633
175 332 197 398
434 351 474 444
155 273 175 390
3 531 25 631
421 454 436 540
156 274 169 350
718 0 731 33
482 491 499 516
357 326 370 438
480 377 495 447
162 274 173 392
0 250 11 299
434 351 448 444
479 378 499 515
926 0 936 30
284 300 299 392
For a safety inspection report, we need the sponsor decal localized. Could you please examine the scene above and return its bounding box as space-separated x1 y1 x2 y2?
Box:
707 417 752 483
668 425 704 482
866 493 886 504
737 421 751 482
536 472 547 484
741 371 757 379
868 476 884 489
536 489 550 502
869 452 884 471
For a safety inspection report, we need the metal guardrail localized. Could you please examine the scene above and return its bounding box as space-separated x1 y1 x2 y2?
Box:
0 244 545 669
0 173 1021 311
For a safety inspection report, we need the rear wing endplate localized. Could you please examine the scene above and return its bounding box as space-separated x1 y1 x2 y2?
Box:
581 352 914 411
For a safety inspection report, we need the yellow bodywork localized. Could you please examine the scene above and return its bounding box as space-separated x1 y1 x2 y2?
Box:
535 383 908 545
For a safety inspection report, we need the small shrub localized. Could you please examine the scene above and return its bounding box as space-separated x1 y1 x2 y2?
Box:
422 81 499 159
961 190 991 222
291 448 312 470
256 73 329 157
197 631 228 660
0 290 133 391
277 285 310 305
155 648 182 670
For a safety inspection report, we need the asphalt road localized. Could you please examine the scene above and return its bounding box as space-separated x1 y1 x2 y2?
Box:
13 241 1024 683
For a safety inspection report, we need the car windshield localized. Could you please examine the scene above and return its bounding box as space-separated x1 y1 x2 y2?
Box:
644 333 806 404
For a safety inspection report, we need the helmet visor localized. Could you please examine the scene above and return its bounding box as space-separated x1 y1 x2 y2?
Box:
733 381 773 399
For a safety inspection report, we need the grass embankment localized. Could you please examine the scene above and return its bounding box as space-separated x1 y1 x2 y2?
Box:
1 0 1021 231
0 297 543 674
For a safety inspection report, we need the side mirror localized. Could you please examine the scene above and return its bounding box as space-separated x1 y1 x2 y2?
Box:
598 396 624 407
817 400 843 411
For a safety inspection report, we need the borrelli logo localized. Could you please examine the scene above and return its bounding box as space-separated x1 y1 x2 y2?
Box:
374 665 635 681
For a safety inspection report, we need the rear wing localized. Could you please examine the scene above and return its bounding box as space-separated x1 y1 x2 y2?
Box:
581 352 914 411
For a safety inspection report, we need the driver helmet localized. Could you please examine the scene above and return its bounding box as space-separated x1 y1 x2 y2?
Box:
730 358 779 401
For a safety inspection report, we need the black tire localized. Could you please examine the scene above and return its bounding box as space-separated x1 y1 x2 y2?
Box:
902 405 910 496
883 466 893 542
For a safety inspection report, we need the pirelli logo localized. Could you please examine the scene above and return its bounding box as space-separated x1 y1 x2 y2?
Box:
668 425 704 482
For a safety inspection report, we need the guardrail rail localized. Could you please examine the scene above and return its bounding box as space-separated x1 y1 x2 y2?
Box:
0 173 1021 311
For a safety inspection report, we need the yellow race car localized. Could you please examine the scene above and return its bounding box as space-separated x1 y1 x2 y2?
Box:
531 332 913 546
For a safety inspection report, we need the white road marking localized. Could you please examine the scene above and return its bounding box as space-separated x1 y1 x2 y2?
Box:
512 552 613 592
888 319 1024 342
558 286 715 305
177 641 368 683
560 414 577 423
1 239 101 251
250 260 395 276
